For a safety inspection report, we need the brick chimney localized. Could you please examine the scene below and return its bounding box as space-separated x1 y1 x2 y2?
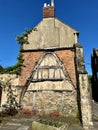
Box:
43 3 55 18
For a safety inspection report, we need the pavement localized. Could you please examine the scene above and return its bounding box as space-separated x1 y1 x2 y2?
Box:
0 116 38 130
0 102 98 130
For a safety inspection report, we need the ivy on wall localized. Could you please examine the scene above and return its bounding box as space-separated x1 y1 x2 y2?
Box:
16 28 37 45
0 27 37 75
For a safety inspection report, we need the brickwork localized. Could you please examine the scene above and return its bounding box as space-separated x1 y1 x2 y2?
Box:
19 50 76 87
43 6 55 18
56 50 76 87
18 52 44 86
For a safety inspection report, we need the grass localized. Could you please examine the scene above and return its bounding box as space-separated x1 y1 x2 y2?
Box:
36 115 81 128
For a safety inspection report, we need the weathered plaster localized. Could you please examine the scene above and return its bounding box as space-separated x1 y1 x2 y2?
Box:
23 18 78 50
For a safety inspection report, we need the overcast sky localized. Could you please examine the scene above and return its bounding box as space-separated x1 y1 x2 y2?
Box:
0 0 98 75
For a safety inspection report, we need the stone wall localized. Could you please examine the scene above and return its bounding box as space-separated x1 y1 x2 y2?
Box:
22 88 78 117
79 74 93 129
0 74 21 106
75 44 93 129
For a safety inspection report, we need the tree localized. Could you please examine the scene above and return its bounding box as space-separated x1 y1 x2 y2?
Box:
88 75 92 85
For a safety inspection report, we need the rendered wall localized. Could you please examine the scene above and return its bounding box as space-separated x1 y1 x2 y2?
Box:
23 18 78 50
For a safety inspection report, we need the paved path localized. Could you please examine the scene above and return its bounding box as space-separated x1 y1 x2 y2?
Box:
0 102 98 130
0 116 84 130
0 116 38 130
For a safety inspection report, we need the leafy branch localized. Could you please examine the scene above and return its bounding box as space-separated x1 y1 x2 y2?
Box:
0 53 24 75
16 28 37 45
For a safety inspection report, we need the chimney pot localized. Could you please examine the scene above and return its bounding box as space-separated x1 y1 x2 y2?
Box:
44 3 47 7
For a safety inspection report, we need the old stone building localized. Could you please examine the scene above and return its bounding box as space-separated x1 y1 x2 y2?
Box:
0 1 93 129
91 48 98 102
17 1 93 129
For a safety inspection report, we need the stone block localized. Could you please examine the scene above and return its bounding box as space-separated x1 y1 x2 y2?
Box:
32 121 68 130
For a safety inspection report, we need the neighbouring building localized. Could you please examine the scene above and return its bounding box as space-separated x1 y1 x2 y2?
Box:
91 48 98 102
0 1 93 129
0 65 3 72
0 65 4 106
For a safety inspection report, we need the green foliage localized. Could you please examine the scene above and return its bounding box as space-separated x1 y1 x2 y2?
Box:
88 75 92 84
16 28 34 45
1 53 23 75
16 35 28 45
0 27 38 75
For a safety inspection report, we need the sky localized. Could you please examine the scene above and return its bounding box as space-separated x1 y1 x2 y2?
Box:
0 0 98 75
